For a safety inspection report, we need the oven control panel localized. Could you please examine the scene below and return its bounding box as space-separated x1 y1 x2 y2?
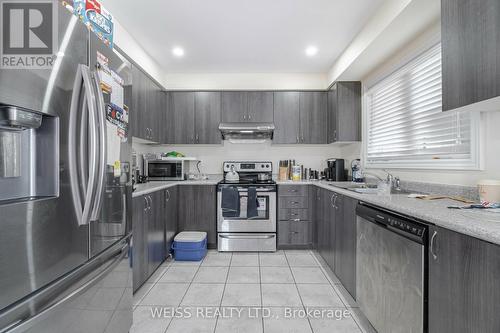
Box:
223 161 272 172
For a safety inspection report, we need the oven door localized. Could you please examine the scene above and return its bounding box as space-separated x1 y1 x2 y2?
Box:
217 186 276 232
146 160 183 180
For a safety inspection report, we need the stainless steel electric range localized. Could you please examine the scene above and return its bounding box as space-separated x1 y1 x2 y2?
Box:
217 161 277 252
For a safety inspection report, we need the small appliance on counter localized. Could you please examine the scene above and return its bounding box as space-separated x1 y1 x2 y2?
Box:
143 152 197 181
325 158 347 181
351 159 364 183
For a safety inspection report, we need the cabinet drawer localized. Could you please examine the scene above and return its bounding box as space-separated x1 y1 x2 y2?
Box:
278 185 309 197
279 196 309 209
278 221 312 246
279 209 310 221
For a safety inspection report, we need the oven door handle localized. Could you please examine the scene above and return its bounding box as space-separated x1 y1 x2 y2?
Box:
219 234 275 239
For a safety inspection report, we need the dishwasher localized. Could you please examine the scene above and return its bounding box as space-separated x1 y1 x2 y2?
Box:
356 202 428 333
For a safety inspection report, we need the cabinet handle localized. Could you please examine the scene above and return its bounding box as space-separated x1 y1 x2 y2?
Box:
330 194 337 208
301 135 304 143
143 197 148 212
288 189 298 192
296 135 299 143
248 114 251 120
196 133 199 143
165 189 170 202
291 201 299 204
334 130 337 141
290 213 299 216
289 218 301 222
243 114 247 120
289 231 299 234
430 230 438 260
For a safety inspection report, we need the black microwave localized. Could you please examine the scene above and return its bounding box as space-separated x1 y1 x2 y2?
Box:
144 159 185 181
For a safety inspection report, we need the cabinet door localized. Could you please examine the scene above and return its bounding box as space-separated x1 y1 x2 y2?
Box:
334 195 357 298
247 91 274 122
149 82 162 143
278 221 312 246
194 185 217 247
178 185 217 248
273 92 300 144
164 187 178 254
327 84 338 143
131 66 147 140
428 226 500 333
299 92 327 144
148 192 164 275
195 92 222 144
132 196 148 291
167 92 196 144
337 82 361 142
324 191 336 271
222 91 248 122
442 0 500 111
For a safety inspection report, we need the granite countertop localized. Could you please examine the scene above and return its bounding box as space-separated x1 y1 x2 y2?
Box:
277 180 500 246
134 176 500 245
133 175 223 197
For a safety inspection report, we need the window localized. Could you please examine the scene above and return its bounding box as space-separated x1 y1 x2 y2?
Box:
364 43 481 170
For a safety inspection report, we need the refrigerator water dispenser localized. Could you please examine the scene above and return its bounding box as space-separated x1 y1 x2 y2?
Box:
0 106 59 202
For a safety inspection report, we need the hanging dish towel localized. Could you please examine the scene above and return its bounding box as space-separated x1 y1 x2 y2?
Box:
222 187 240 217
247 187 259 218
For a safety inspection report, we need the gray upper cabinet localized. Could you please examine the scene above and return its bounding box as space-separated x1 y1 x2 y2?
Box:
247 92 274 122
328 82 361 143
273 92 301 144
428 226 500 332
222 92 248 122
442 0 500 111
166 92 196 144
131 65 162 142
273 91 327 144
299 92 327 144
222 91 274 123
195 92 222 144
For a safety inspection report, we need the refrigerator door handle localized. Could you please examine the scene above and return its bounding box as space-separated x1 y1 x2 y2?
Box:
89 71 107 221
69 64 99 226
0 242 129 333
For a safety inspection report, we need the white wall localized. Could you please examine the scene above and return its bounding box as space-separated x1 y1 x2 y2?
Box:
164 73 328 90
113 19 166 86
339 22 500 186
133 141 356 176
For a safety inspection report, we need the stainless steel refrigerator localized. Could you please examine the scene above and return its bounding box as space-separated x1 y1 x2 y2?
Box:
0 2 133 332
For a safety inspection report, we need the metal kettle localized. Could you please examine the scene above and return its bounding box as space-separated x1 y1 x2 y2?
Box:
225 165 240 182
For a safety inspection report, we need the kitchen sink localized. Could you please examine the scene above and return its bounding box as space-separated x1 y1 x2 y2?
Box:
327 182 412 195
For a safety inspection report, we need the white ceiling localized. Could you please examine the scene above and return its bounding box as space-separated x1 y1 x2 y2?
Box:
102 0 385 73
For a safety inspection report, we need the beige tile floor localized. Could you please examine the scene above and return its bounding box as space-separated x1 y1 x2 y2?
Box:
131 250 375 333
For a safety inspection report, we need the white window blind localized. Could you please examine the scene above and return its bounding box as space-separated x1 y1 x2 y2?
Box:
365 44 480 170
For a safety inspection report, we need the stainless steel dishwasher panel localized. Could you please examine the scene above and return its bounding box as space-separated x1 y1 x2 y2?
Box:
356 215 424 333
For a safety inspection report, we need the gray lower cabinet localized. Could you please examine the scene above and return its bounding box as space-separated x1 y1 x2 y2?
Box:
132 191 165 291
164 187 178 255
273 92 301 144
334 195 357 298
315 187 334 269
442 0 500 111
328 82 361 143
278 185 312 248
177 185 217 248
299 92 327 144
132 195 148 291
428 226 500 333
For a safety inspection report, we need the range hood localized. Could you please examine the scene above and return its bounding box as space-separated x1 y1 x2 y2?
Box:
219 122 275 142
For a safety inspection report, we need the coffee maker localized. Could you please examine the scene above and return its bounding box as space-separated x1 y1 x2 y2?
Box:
325 158 347 181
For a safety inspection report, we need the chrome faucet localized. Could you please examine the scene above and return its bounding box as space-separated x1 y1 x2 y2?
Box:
363 170 402 192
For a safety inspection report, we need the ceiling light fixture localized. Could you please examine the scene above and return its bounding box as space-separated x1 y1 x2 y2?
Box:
305 46 318 57
172 47 185 57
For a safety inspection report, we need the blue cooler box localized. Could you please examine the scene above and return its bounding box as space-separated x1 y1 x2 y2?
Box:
171 231 207 261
